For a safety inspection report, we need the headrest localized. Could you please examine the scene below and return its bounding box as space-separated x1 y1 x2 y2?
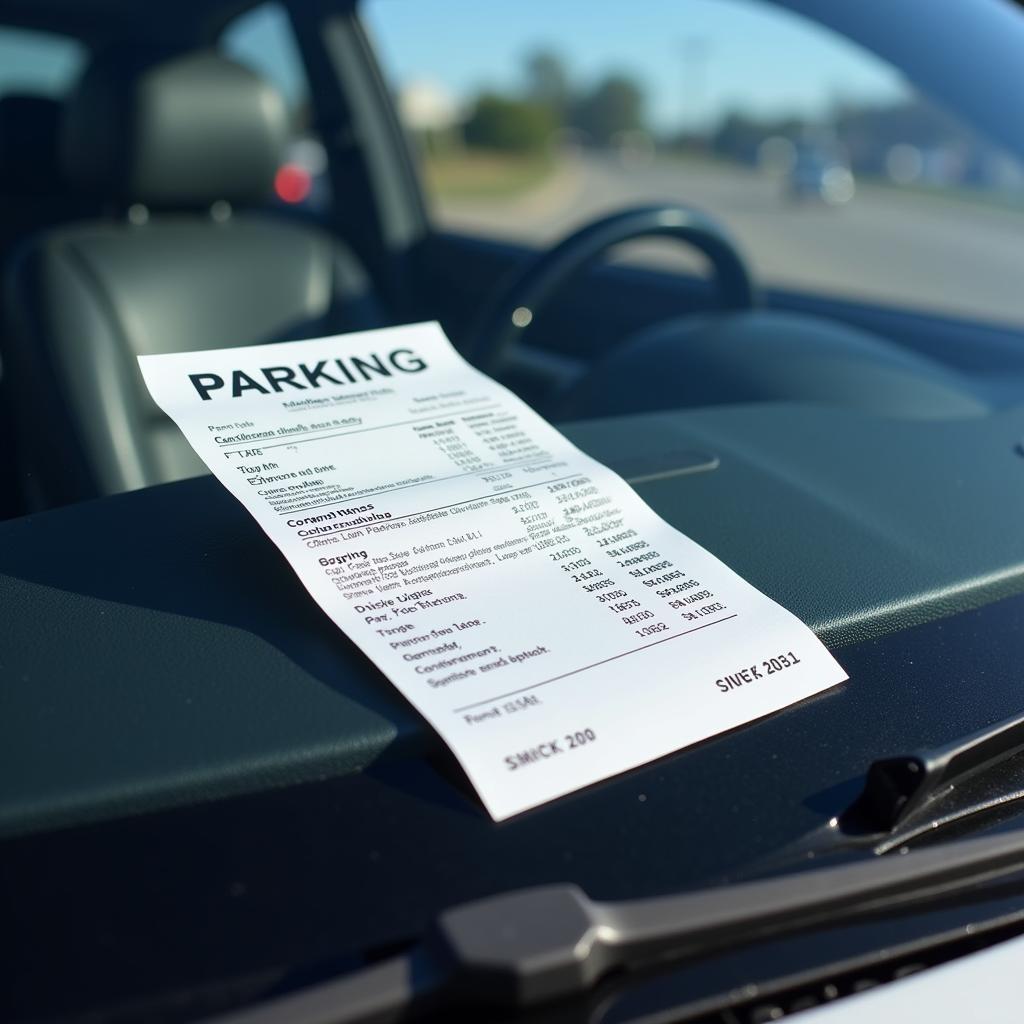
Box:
0 94 65 194
60 48 289 208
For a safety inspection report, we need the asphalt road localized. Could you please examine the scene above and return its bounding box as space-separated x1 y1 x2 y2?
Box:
435 154 1024 329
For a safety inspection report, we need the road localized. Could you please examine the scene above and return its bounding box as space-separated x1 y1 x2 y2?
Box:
435 154 1024 328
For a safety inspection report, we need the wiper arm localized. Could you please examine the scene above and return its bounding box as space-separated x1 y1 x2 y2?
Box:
206 828 1024 1024
842 709 1024 847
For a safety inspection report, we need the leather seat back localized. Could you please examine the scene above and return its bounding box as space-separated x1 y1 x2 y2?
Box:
3 48 382 508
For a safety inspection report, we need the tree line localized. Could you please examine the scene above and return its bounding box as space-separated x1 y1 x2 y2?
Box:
461 50 646 152
454 49 990 186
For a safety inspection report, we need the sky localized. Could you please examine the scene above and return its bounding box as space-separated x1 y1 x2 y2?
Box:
363 0 909 131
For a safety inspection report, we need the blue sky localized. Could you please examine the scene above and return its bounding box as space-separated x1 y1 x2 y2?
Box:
363 0 908 130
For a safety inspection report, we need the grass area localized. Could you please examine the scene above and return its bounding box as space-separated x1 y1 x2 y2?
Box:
421 150 555 200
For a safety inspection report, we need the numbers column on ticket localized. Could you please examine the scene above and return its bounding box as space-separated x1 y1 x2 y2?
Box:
283 391 735 719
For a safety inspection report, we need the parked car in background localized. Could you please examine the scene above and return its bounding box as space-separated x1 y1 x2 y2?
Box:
787 142 856 204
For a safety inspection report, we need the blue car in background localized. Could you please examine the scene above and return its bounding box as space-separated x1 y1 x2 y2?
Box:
787 143 856 204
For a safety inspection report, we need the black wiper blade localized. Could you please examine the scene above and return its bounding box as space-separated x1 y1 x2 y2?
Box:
843 709 1024 838
205 829 1024 1024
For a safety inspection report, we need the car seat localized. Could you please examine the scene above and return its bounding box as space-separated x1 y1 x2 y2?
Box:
2 47 384 509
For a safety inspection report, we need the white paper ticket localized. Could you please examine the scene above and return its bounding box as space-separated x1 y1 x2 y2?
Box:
139 322 846 820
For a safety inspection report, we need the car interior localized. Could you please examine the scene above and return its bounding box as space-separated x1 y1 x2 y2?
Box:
5 43 389 507
1 0 1021 516
5 0 1024 1022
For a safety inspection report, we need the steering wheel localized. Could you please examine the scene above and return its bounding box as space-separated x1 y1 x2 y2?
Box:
465 203 758 376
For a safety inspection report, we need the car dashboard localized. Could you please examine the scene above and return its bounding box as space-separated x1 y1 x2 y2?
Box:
4 398 1024 1022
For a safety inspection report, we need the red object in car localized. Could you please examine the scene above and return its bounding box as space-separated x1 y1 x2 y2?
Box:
274 162 311 204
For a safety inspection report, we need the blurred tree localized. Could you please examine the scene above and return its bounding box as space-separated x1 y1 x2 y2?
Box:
523 49 572 120
712 111 804 164
462 92 556 152
570 74 646 146
835 97 973 175
707 96 977 174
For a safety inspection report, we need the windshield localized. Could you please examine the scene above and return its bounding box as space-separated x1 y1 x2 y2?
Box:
365 0 1024 328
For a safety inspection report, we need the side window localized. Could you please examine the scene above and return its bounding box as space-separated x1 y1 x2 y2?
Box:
220 2 331 211
364 0 1024 329
0 26 85 100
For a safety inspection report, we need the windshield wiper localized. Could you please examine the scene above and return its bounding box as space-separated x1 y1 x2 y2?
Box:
841 709 1024 850
205 828 1024 1024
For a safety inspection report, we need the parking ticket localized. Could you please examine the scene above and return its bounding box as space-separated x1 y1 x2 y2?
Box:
139 322 847 820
